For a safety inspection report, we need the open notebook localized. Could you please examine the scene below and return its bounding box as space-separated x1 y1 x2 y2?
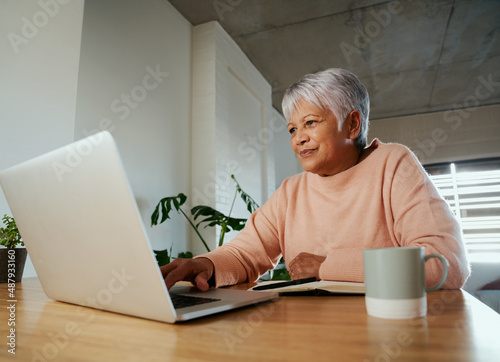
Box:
251 280 365 296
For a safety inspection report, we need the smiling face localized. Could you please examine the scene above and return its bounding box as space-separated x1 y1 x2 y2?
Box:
288 100 361 177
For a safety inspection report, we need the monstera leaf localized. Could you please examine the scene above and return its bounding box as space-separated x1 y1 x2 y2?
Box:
151 193 187 226
154 248 171 266
191 204 248 247
232 175 259 214
151 193 210 252
191 205 247 233
154 248 193 267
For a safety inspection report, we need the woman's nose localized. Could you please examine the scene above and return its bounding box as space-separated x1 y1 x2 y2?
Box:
295 129 309 145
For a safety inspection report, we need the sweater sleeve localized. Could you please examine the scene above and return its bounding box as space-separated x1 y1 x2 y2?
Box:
197 189 283 288
389 148 470 289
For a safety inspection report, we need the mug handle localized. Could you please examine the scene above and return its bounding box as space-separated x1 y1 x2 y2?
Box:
424 254 449 292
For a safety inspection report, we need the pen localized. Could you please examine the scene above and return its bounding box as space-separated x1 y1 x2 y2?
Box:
252 277 317 291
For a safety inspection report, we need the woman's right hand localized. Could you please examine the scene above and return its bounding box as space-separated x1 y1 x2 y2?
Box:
160 257 215 291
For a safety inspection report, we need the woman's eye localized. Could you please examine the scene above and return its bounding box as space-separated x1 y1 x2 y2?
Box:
288 127 296 134
305 120 316 126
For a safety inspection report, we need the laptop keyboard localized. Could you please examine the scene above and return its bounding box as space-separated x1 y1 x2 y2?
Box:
170 294 221 309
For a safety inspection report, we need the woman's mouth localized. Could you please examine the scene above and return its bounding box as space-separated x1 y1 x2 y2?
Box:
300 148 317 158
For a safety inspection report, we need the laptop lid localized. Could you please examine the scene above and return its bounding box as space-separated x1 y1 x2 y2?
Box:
0 131 277 323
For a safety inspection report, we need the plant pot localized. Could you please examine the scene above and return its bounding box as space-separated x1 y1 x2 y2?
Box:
0 248 28 283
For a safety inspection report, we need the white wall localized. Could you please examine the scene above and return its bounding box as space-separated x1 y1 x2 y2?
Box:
74 0 192 255
1 0 193 275
0 0 85 277
190 22 300 254
191 22 270 254
271 108 302 186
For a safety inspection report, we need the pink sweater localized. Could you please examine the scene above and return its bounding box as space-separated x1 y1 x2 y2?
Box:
202 140 470 289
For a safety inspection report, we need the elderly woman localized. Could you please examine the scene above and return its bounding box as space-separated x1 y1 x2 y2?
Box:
162 68 470 291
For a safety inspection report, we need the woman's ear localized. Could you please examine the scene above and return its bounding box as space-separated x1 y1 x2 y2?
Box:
346 110 362 140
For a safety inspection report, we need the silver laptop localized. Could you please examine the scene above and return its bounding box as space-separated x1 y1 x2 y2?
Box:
0 131 277 323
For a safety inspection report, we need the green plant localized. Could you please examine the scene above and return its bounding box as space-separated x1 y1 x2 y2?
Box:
0 215 24 249
151 175 259 261
262 259 290 281
153 244 193 267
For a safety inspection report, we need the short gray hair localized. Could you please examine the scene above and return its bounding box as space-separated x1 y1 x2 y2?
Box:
282 68 370 152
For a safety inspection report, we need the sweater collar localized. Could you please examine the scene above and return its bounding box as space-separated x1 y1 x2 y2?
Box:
306 139 381 192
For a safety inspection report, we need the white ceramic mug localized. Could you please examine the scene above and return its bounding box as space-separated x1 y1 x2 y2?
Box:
363 247 449 319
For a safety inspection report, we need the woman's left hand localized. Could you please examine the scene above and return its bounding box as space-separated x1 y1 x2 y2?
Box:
288 252 326 280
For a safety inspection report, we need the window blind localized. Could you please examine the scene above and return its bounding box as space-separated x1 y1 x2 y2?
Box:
427 162 500 260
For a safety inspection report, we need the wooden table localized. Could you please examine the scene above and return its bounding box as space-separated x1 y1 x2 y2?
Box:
1 277 499 361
